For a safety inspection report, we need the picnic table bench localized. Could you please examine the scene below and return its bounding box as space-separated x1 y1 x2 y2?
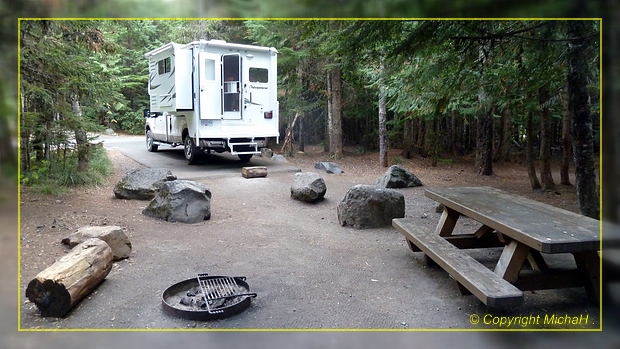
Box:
393 186 601 309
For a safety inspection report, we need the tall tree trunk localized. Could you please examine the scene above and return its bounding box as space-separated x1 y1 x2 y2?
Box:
498 109 512 161
378 62 388 167
330 67 343 160
450 111 458 157
560 82 572 185
567 21 599 219
324 70 332 153
71 95 89 173
427 118 437 167
416 118 426 156
526 112 542 190
602 8 618 222
475 28 493 175
298 113 305 153
401 117 415 159
475 111 493 175
296 64 305 153
539 86 556 190
20 94 30 172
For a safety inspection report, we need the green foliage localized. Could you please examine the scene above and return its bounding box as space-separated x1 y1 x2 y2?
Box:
22 145 113 194
110 110 145 135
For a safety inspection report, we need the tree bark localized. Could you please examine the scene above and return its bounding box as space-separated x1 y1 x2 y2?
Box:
475 32 493 175
526 111 542 190
560 82 572 185
428 118 437 167
498 109 512 161
378 62 388 167
324 70 332 153
450 111 458 157
401 117 415 159
25 238 113 317
539 86 556 190
298 112 305 153
567 21 599 219
71 95 89 172
330 67 343 160
297 64 305 153
475 110 493 175
416 117 426 156
20 94 30 172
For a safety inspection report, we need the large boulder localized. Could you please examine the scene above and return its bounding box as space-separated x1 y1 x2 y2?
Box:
271 154 288 162
261 148 274 158
315 162 344 174
291 172 327 203
337 184 405 229
61 225 132 261
375 165 422 188
113 168 177 200
142 180 212 224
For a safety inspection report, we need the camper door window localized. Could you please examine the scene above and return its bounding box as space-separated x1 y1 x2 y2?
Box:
158 57 171 75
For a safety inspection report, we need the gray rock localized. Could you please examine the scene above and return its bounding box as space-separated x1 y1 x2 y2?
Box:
142 180 212 224
375 165 422 188
271 154 288 162
314 162 344 174
113 168 177 200
261 148 274 158
337 184 405 229
104 128 116 135
291 172 327 203
61 225 132 261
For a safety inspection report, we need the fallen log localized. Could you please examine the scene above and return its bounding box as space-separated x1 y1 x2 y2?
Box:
25 238 113 317
242 166 267 178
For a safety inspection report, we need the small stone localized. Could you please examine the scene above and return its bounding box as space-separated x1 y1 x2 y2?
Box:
180 296 193 306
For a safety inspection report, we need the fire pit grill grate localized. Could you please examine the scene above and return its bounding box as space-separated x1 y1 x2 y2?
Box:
196 273 257 314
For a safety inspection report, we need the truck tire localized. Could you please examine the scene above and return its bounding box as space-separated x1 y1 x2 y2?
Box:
184 135 199 164
238 154 253 163
146 129 158 152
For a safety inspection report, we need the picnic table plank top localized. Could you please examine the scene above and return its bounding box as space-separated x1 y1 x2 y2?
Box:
425 186 600 254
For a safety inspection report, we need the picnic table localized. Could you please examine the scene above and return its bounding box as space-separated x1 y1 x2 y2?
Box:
392 186 601 308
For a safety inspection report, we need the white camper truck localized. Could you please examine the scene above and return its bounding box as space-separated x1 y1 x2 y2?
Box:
144 40 279 164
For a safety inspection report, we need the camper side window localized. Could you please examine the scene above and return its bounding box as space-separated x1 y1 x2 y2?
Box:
158 57 171 75
249 68 268 83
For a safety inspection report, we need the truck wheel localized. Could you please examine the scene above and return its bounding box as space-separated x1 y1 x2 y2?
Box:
146 129 158 152
238 154 253 163
184 135 199 164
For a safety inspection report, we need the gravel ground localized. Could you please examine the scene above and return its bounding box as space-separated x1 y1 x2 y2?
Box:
15 141 605 332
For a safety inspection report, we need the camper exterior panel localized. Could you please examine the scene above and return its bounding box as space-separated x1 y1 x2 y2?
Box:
174 47 193 110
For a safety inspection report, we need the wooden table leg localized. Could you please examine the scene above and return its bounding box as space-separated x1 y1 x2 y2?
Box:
435 207 460 237
572 251 600 305
526 251 549 272
494 240 531 283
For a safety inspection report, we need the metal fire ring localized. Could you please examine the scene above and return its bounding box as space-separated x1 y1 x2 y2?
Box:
161 274 257 321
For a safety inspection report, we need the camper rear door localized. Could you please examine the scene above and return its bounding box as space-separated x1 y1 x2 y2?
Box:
198 52 222 120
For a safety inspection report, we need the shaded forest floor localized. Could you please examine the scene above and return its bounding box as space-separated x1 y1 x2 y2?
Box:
279 144 593 215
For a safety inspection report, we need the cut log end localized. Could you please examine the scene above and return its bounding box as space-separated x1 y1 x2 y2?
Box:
26 279 72 317
242 166 267 178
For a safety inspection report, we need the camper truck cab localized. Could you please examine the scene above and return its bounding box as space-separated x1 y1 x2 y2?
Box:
144 40 279 164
